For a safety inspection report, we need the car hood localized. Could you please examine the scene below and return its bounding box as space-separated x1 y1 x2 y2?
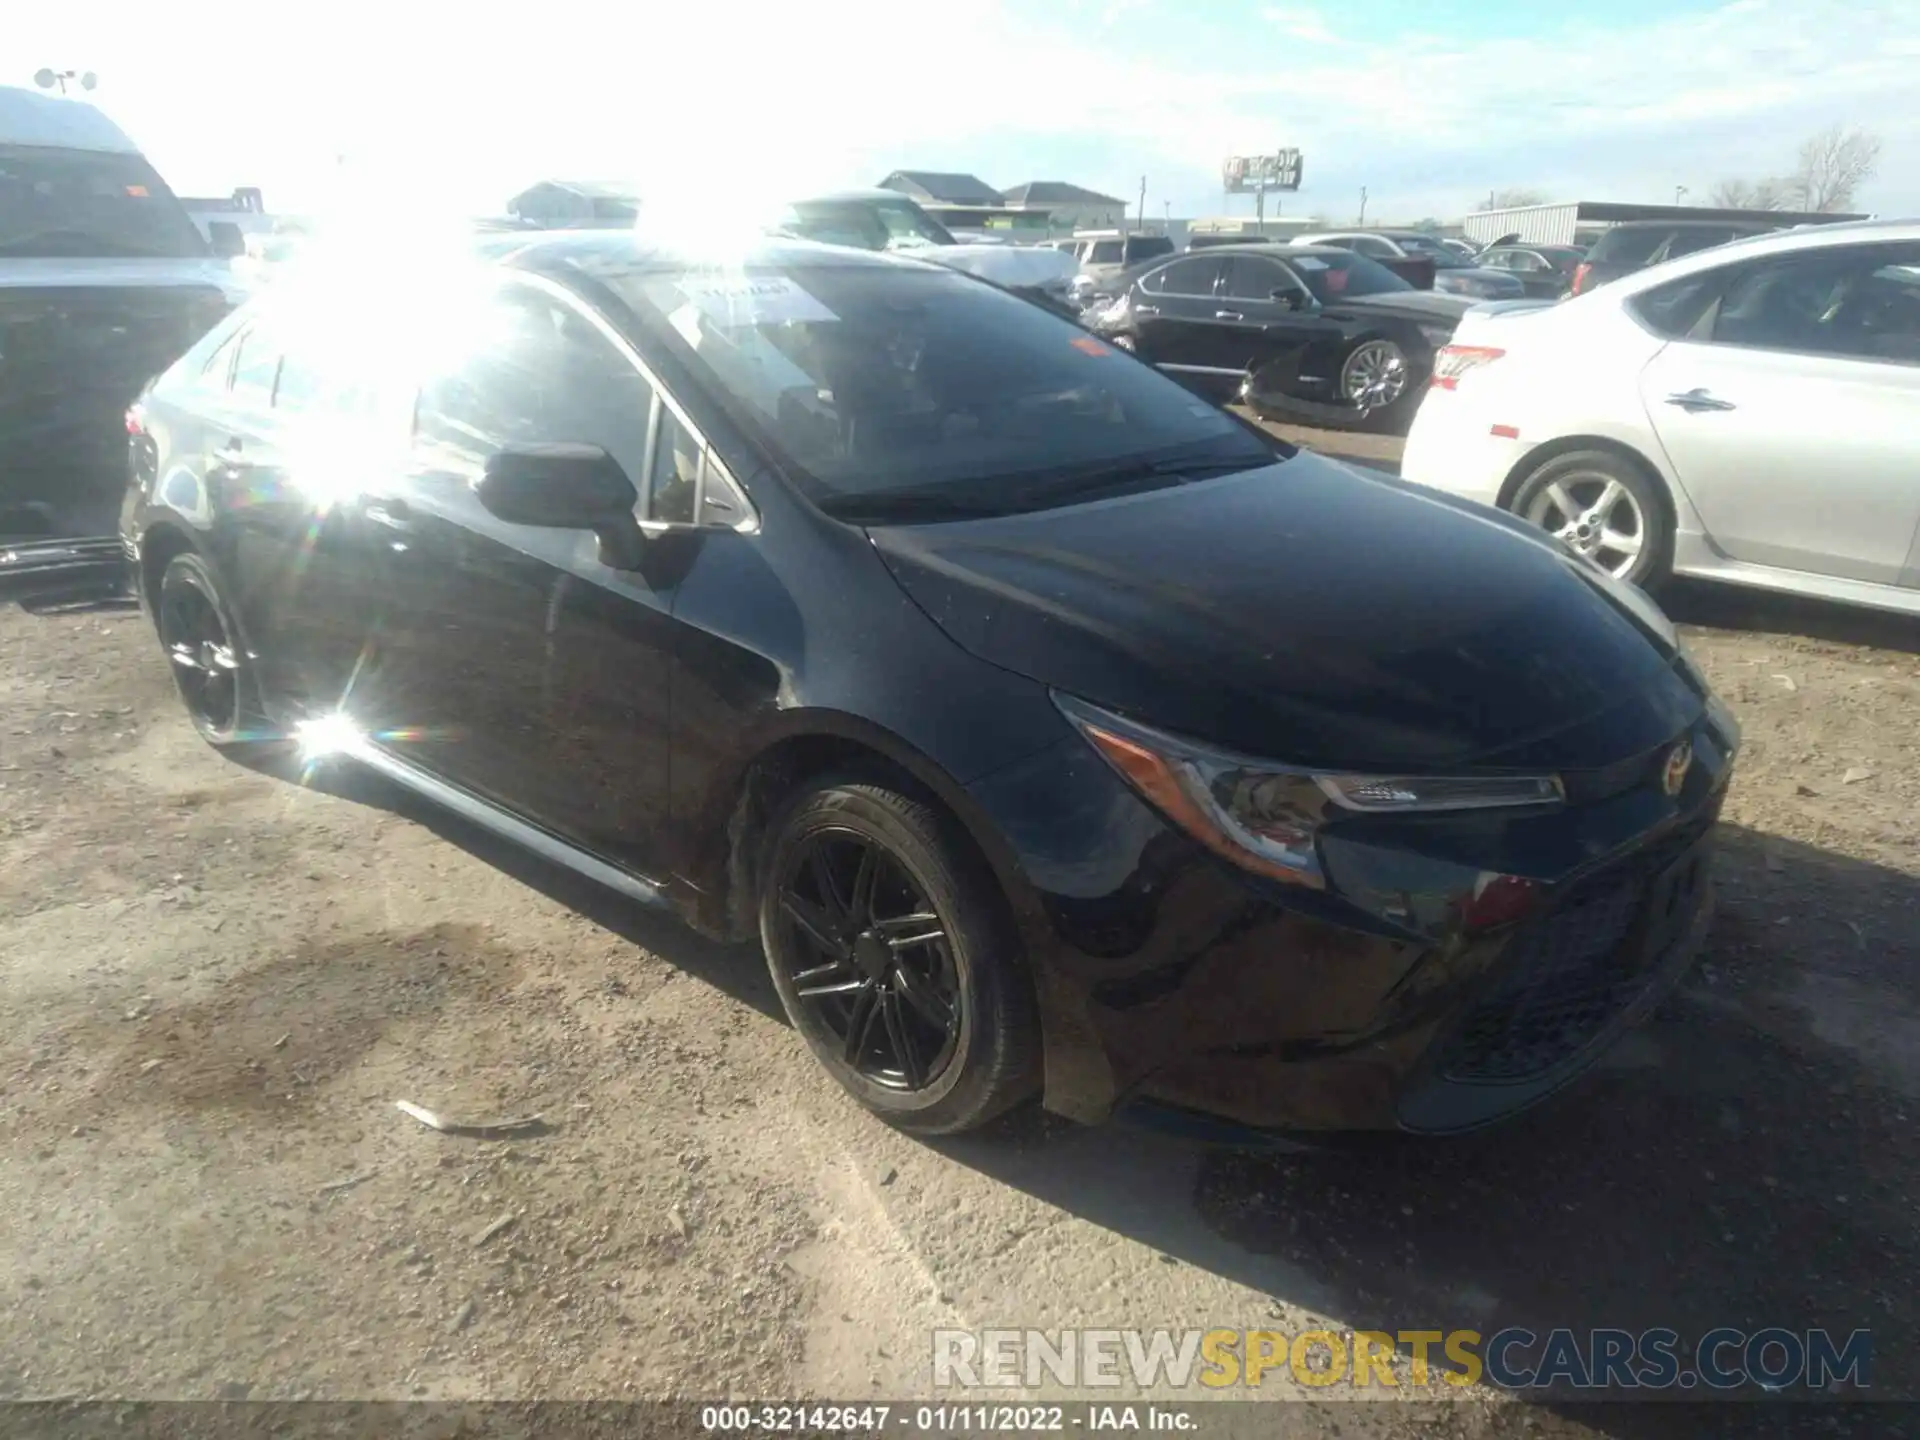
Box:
1328 289 1476 323
866 452 1703 772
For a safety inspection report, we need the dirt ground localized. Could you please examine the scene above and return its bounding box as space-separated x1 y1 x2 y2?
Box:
2 496 1917 1436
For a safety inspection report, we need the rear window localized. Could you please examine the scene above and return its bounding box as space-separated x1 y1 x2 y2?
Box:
1586 227 1671 267
1664 227 1758 259
1088 240 1123 264
1283 250 1413 302
1124 236 1174 263
0 144 208 260
615 263 1267 503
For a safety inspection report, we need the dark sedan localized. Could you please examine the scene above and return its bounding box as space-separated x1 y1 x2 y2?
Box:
1085 244 1475 433
1476 242 1587 299
123 232 1734 1139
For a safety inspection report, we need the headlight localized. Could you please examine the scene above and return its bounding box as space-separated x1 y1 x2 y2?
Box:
1054 694 1565 888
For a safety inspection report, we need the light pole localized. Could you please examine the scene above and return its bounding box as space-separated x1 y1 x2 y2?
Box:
1674 185 1689 206
1358 186 1369 225
33 68 98 95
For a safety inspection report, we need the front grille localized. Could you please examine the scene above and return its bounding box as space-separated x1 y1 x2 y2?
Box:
1436 816 1712 1083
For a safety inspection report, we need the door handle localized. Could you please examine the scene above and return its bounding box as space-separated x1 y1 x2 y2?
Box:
363 498 413 531
1214 310 1245 320
1664 388 1735 413
1132 304 1160 316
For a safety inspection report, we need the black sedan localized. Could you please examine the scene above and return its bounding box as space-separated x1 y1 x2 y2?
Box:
122 232 1735 1139
1083 245 1475 433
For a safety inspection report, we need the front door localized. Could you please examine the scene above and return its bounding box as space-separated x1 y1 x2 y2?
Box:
352 277 682 874
1638 241 1920 586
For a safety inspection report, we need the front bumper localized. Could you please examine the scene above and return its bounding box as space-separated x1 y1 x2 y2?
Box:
967 706 1733 1137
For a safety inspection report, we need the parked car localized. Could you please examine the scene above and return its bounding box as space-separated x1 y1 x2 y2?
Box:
1063 231 1176 291
1567 219 1780 297
1293 230 1524 300
1438 237 1480 260
1402 219 1920 614
1477 242 1588 299
0 84 240 541
1083 244 1474 432
124 230 1734 1139
775 189 1079 319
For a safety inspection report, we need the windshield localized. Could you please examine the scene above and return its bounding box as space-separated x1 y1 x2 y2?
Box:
785 199 956 253
613 262 1275 512
1284 250 1414 301
0 144 209 259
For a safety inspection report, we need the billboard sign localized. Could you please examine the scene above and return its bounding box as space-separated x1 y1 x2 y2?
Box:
1223 150 1303 194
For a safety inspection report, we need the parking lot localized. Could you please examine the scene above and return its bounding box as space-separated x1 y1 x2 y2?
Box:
1 416 1916 1435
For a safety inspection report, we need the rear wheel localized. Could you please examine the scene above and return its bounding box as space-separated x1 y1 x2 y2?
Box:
1511 449 1672 589
758 776 1040 1134
155 552 278 752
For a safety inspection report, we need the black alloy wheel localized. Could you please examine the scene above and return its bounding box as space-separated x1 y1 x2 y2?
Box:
777 830 962 1091
759 777 1041 1134
156 552 273 751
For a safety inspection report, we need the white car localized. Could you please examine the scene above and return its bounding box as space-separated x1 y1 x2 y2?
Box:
1401 218 1920 616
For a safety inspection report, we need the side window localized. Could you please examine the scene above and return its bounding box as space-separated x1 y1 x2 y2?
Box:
415 282 753 527
1352 236 1398 258
1510 252 1548 273
1088 240 1124 264
229 325 280 405
194 329 240 390
416 285 654 486
1221 257 1293 302
1479 251 1511 270
273 348 326 411
1150 256 1223 296
1630 270 1726 340
1710 245 1920 364
1316 236 1356 251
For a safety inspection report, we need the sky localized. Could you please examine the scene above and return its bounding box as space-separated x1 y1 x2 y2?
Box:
6 0 1918 226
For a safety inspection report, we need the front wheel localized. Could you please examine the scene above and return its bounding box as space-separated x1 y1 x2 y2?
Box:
758 776 1040 1134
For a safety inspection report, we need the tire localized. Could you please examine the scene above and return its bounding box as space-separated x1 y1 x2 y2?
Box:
1337 338 1416 434
154 551 279 753
757 774 1041 1134
1510 449 1673 589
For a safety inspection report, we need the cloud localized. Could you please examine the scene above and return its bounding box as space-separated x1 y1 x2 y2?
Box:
1260 6 1342 45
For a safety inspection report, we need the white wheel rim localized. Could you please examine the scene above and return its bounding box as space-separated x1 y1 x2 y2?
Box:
1522 471 1648 578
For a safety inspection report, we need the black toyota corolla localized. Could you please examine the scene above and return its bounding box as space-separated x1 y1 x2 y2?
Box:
121 231 1737 1139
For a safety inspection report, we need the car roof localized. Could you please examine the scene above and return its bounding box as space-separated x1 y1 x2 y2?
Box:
0 84 140 154
1603 216 1920 294
1602 217 1778 234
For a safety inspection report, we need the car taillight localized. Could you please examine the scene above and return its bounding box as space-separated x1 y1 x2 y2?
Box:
1570 262 1592 294
125 405 147 436
1430 345 1506 390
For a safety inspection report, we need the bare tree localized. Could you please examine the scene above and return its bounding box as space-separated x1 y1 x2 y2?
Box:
1787 124 1882 212
1708 176 1791 210
1475 187 1547 212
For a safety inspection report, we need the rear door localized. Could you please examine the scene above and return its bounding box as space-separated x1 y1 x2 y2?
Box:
1638 241 1920 586
1131 254 1227 374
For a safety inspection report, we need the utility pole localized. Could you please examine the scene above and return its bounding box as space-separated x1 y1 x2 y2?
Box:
1358 186 1369 225
1137 175 1147 237
1674 185 1688 206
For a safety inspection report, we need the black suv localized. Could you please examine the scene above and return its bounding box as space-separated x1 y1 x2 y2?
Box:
1569 220 1780 296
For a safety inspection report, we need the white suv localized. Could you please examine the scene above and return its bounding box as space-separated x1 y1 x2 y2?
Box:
1400 219 1920 616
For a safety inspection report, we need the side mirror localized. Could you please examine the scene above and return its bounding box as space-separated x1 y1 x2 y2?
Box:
476 443 646 569
208 222 246 258
1271 288 1310 311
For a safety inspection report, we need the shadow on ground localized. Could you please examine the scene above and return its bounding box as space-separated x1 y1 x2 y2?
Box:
928 824 1918 1433
1666 580 1920 655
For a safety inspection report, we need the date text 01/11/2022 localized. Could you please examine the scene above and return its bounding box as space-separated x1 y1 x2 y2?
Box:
697 1404 1199 1432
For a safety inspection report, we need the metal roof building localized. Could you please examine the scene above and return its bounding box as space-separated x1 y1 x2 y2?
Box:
1463 199 1869 247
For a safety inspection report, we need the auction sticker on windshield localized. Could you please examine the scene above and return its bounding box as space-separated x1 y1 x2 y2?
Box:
677 275 838 327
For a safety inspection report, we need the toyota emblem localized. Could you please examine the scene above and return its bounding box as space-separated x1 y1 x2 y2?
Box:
1661 741 1693 797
